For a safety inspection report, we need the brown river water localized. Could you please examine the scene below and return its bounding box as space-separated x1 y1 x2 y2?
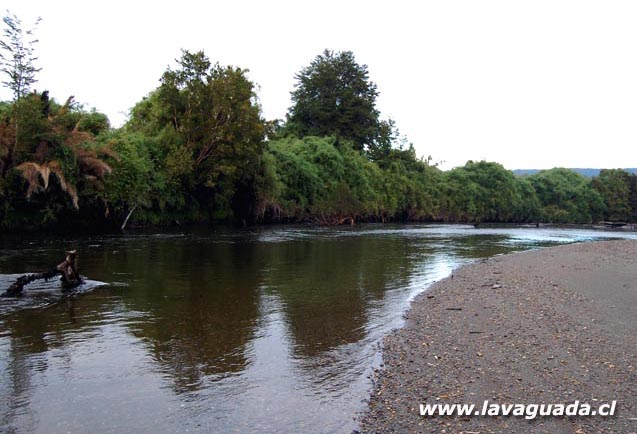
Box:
1 224 635 433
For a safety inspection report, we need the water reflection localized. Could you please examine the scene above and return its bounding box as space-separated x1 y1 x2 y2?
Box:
0 225 635 434
265 237 414 358
0 292 122 433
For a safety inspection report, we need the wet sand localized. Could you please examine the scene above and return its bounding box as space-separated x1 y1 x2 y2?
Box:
360 239 637 434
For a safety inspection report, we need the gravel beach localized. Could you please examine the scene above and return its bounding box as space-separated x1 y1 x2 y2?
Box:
360 239 637 434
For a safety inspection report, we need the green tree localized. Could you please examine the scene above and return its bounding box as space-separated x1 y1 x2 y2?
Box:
0 11 42 174
367 118 404 163
97 131 155 227
379 146 442 221
592 169 633 222
0 91 115 228
528 168 605 223
12 95 114 210
512 177 541 222
266 136 386 223
0 100 12 180
286 50 381 151
441 161 524 223
0 11 41 100
630 174 637 222
127 50 268 222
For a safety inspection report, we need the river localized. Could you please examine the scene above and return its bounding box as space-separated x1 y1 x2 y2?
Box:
0 224 635 433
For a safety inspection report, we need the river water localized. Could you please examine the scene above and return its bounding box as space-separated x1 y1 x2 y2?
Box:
0 224 635 434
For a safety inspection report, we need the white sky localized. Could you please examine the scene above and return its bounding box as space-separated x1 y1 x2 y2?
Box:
1 0 636 170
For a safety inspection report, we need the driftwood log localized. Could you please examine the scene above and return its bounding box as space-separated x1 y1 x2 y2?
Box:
2 250 83 297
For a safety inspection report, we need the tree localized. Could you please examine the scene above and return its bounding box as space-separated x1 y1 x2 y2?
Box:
286 50 381 151
441 161 524 223
0 11 41 100
9 94 114 211
97 131 155 227
528 168 605 223
0 11 42 176
592 169 633 222
367 118 396 163
128 50 268 222
266 136 386 223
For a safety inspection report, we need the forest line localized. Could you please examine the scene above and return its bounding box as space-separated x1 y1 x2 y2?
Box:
0 13 635 230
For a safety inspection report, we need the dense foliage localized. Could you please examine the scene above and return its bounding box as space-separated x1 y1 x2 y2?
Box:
124 50 270 224
527 168 606 224
0 92 115 228
0 17 635 231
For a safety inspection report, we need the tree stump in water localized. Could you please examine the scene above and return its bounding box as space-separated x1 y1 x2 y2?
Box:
2 250 83 297
57 250 82 289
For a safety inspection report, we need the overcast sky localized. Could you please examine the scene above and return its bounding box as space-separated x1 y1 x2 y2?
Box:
2 0 636 170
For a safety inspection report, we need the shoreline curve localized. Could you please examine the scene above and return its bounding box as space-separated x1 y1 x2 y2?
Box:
360 239 637 434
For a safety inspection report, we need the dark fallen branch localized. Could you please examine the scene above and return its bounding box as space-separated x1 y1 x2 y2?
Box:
2 250 83 297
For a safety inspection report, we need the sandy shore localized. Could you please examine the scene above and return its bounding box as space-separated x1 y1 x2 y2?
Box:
360 239 637 434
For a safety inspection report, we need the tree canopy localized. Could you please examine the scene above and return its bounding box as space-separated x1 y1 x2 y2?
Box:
126 49 269 223
0 18 634 231
286 50 382 151
527 168 606 224
592 169 634 222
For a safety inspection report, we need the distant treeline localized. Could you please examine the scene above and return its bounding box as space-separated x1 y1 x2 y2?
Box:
513 168 637 178
0 27 635 230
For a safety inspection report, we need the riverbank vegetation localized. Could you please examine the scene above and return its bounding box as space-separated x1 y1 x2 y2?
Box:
1 14 636 230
